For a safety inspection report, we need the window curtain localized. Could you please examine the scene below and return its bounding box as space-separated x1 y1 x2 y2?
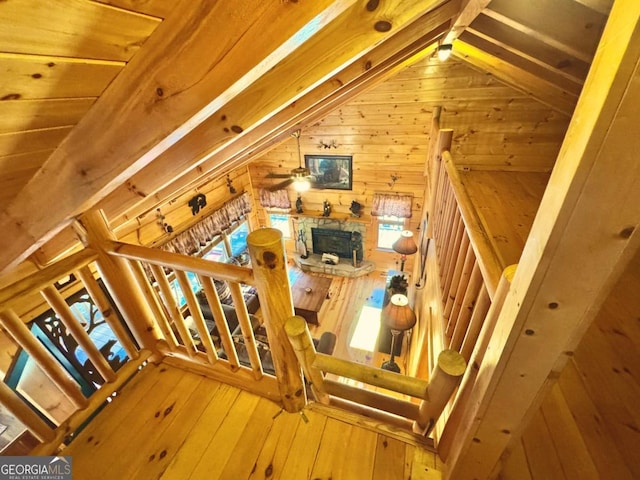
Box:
258 188 291 210
371 193 413 218
159 192 252 256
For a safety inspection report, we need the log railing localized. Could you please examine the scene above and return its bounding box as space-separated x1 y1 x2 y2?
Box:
430 149 506 364
286 315 466 439
0 248 150 454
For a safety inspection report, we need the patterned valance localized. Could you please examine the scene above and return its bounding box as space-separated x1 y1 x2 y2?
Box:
258 188 291 210
371 193 413 218
159 192 252 256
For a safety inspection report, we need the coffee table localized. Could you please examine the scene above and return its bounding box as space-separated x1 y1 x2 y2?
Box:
291 274 332 325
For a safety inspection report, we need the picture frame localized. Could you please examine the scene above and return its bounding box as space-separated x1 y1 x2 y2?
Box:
304 154 353 190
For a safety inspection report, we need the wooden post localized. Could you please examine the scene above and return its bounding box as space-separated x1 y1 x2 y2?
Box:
443 233 471 317
228 281 264 379
199 276 239 369
427 128 453 239
413 349 466 436
146 264 181 351
459 284 491 362
285 315 329 404
78 210 163 359
75 266 139 359
0 309 87 408
175 270 218 365
437 266 515 461
449 263 483 351
246 228 305 413
0 381 55 442
41 285 117 383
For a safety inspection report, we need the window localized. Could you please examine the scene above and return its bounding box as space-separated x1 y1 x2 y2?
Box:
377 215 405 250
269 213 291 239
202 240 227 262
228 221 249 256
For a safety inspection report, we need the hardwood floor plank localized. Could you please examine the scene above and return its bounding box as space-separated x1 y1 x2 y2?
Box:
129 376 223 480
247 409 301 480
276 409 328 479
64 363 171 458
187 391 262 479
158 383 242 479
216 397 282 479
95 372 205 479
338 425 377 480
373 435 408 479
309 418 353 479
71 367 201 479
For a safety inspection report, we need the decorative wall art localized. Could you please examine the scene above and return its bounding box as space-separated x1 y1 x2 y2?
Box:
304 154 352 190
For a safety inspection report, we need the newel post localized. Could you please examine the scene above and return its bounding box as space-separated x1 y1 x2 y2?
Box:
77 210 163 360
285 315 329 405
247 228 306 413
413 349 466 435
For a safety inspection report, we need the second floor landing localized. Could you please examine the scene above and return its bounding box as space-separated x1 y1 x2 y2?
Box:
63 362 442 480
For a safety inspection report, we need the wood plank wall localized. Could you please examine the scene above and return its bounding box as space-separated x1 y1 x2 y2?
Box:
249 56 568 272
500 248 640 480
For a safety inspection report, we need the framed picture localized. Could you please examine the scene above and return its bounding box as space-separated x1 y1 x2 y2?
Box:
304 154 353 190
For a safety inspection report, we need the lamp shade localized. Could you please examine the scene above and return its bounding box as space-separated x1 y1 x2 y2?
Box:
392 230 418 255
381 294 416 332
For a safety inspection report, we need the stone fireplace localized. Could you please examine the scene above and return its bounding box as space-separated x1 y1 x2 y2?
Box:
291 217 374 277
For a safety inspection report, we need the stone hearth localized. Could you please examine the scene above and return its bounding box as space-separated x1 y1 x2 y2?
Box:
292 253 375 278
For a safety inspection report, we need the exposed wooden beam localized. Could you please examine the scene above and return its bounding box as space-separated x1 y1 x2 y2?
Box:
443 0 493 44
453 40 578 116
460 30 583 95
445 1 640 478
0 0 358 273
483 0 608 64
102 1 460 231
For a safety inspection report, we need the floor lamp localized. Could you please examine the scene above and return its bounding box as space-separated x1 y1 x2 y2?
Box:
392 230 417 272
381 293 416 373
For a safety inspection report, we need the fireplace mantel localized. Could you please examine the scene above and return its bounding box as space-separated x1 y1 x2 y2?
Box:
292 253 375 278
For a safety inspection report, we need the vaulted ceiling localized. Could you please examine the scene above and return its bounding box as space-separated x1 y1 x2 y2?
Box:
0 0 612 273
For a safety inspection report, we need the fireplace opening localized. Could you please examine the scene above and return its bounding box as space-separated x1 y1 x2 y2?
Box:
311 228 363 262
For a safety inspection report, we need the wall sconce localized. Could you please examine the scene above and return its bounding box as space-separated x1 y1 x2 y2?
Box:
226 174 237 194
156 208 174 234
437 43 453 61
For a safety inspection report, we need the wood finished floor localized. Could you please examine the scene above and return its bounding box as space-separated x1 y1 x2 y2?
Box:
288 264 413 374
64 362 442 480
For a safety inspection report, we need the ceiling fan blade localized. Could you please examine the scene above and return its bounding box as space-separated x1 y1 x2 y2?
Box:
266 172 292 179
268 178 293 191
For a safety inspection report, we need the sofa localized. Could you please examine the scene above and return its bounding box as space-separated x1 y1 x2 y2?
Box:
195 280 260 337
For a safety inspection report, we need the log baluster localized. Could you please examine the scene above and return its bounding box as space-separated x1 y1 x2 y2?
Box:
0 309 87 408
285 315 329 404
41 286 117 383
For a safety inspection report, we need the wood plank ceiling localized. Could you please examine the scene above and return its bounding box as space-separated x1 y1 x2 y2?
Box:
0 0 611 273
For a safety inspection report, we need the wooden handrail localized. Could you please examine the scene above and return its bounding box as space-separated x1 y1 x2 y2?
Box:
442 151 503 299
0 248 98 309
108 241 255 285
313 353 429 399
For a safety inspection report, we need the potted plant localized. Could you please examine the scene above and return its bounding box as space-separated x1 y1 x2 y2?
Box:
384 274 408 305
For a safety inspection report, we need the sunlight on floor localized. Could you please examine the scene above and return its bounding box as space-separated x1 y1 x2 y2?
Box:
349 305 381 351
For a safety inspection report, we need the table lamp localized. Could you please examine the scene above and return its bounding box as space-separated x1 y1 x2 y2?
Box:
380 293 416 373
392 230 417 272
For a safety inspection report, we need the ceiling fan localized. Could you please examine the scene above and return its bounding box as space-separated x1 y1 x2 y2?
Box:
266 130 312 192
